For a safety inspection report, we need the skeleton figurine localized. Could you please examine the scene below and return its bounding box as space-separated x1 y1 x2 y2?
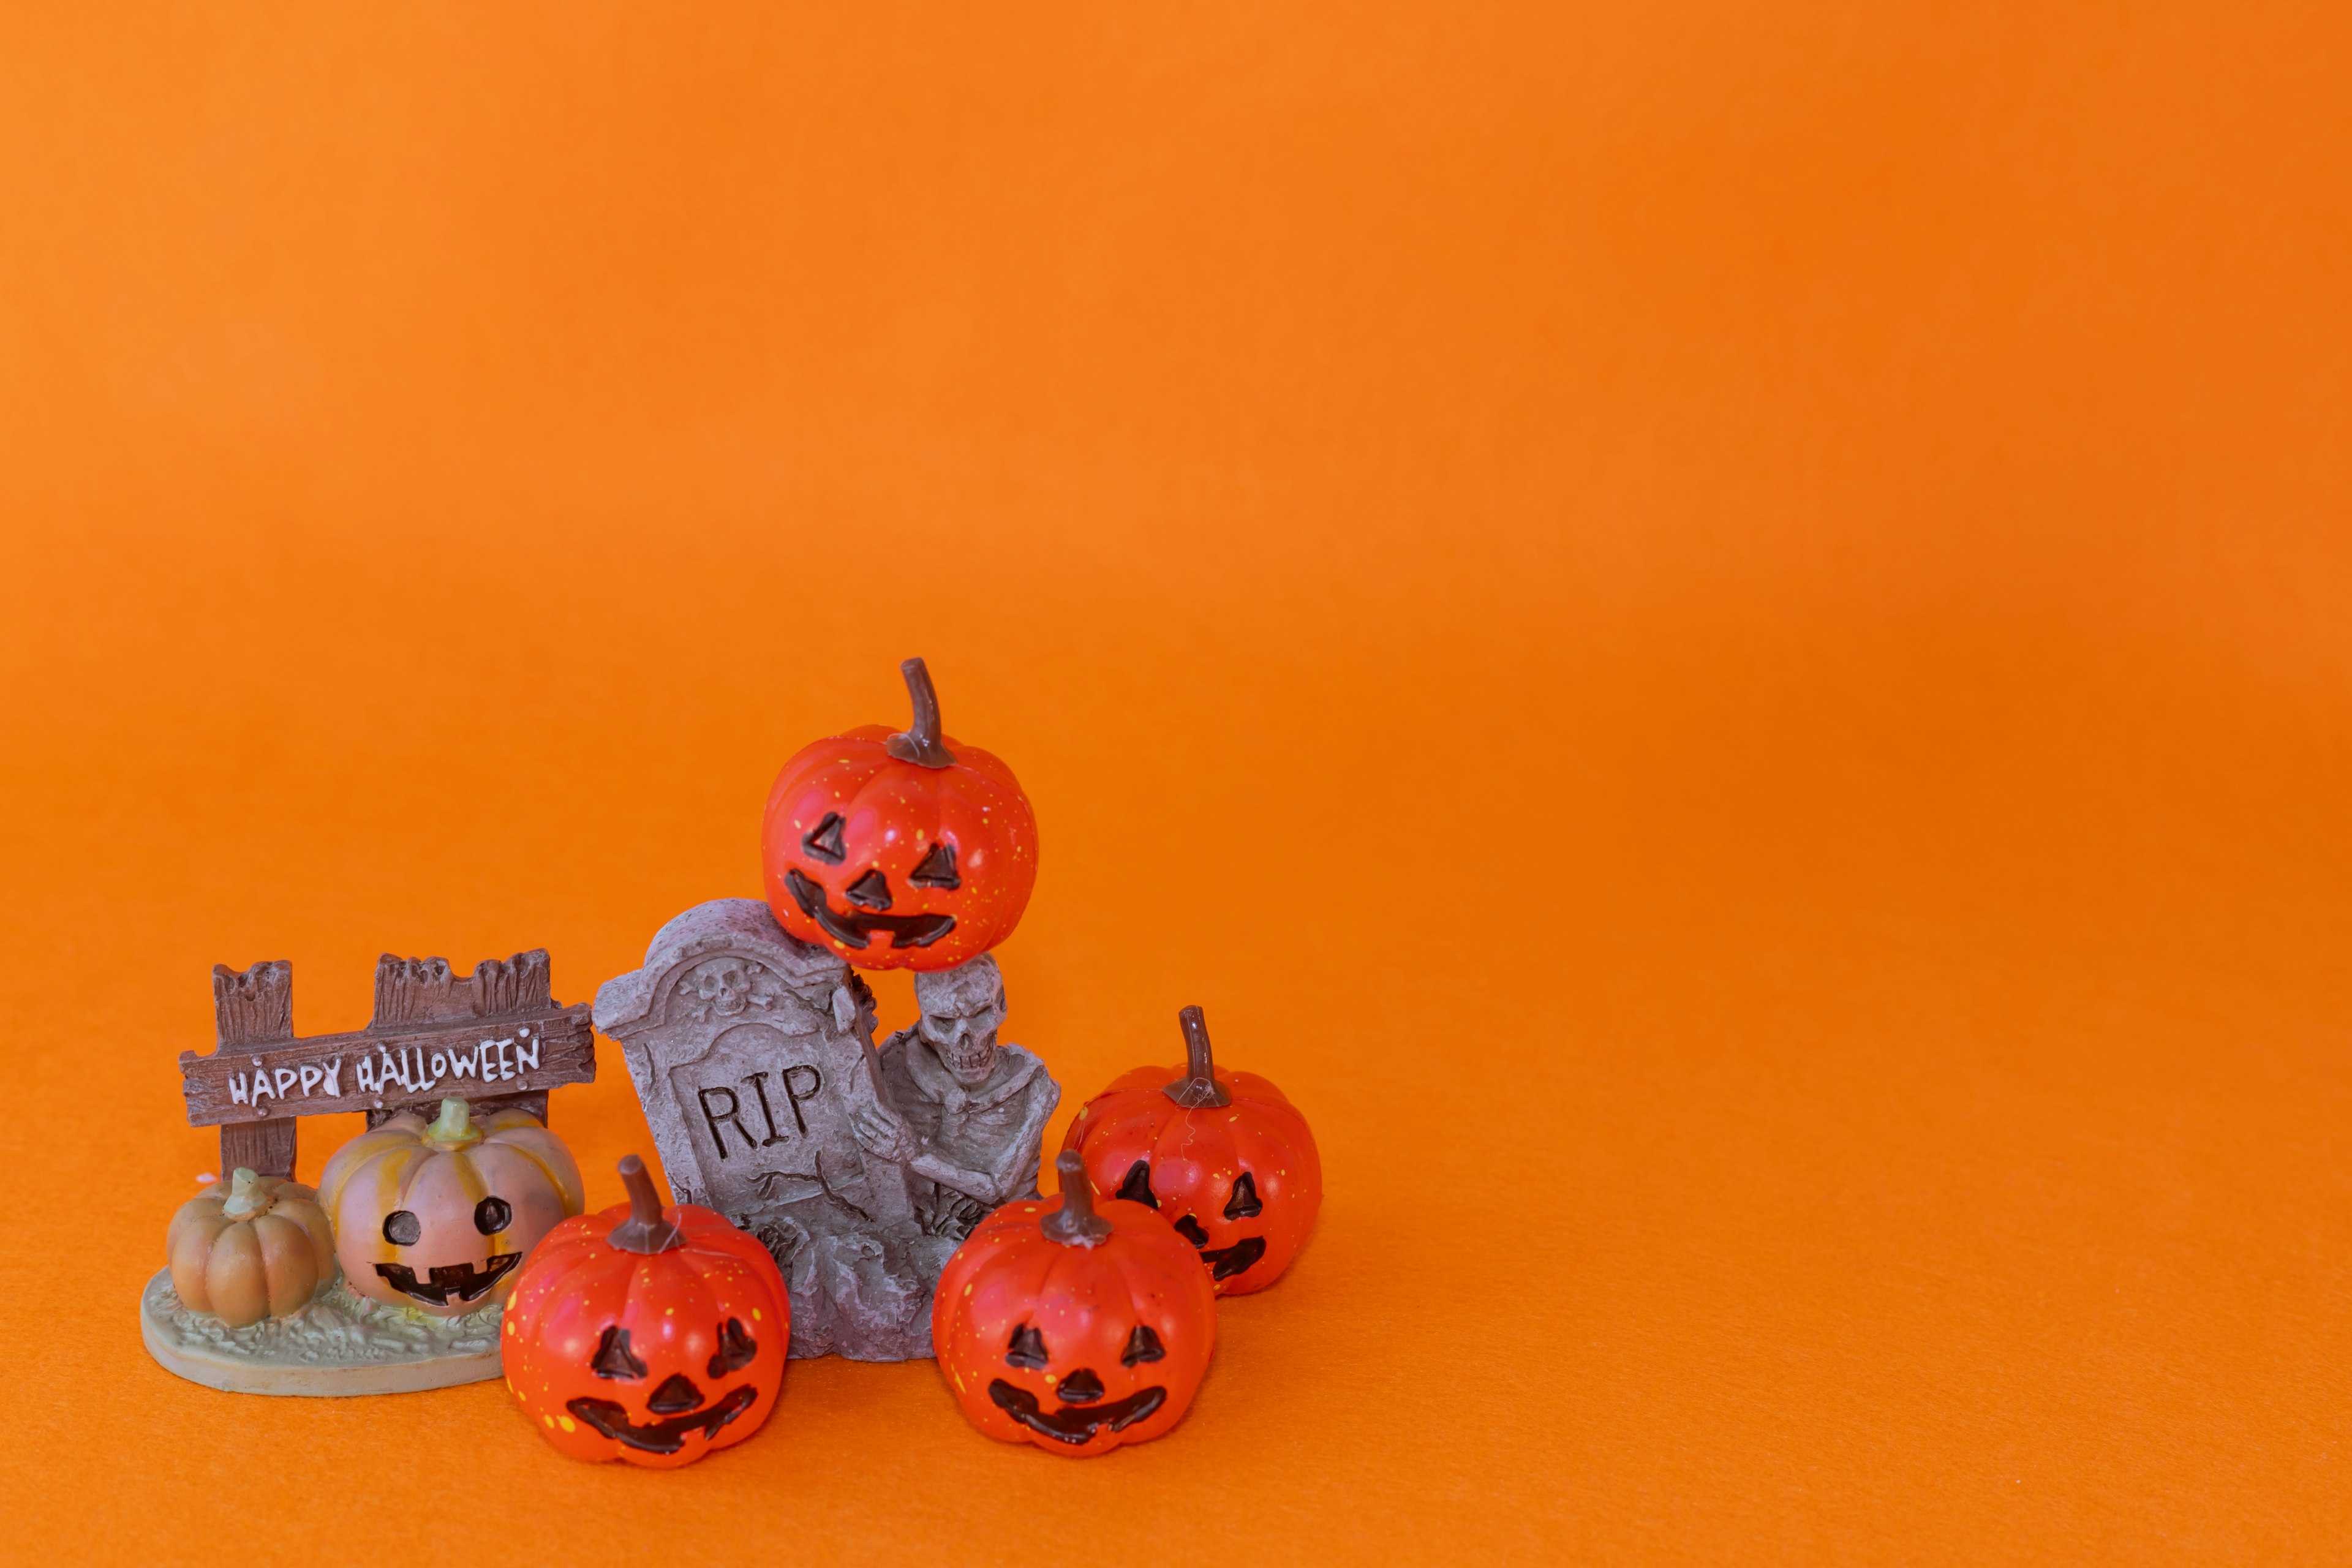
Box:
853 954 1059 1242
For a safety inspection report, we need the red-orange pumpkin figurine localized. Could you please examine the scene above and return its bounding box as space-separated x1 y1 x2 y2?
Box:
504 1155 789 1468
933 1151 1215 1457
1061 1005 1322 1295
761 657 1038 972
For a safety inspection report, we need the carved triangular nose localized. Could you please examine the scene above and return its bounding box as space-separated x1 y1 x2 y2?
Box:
844 869 892 910
1055 1368 1106 1404
647 1373 705 1414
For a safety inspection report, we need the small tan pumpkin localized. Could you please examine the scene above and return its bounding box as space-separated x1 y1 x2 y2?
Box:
318 1096 584 1318
166 1168 337 1327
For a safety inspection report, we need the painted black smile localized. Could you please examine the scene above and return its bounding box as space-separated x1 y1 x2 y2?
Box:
987 1379 1166 1445
1200 1236 1267 1281
785 867 956 951
567 1385 760 1455
1171 1216 1269 1282
372 1253 520 1306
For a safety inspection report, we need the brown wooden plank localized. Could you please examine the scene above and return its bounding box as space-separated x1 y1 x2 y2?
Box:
181 1004 596 1127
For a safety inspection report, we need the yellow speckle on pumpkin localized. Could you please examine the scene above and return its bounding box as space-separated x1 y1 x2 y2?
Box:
752 1308 762 1321
559 1416 576 1434
542 1415 554 1428
666 1306 674 1314
505 1319 515 1334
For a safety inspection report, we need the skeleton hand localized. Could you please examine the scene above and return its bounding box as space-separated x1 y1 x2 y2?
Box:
851 1099 923 1164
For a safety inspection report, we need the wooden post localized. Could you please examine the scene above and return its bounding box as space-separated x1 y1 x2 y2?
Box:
213 960 298 1178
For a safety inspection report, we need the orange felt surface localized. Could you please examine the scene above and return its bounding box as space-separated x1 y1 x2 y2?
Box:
3 4 2351 1562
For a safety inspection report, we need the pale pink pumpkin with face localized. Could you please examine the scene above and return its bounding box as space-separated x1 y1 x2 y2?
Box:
318 1097 584 1317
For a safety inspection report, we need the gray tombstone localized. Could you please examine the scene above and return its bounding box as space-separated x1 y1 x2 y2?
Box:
594 899 963 1360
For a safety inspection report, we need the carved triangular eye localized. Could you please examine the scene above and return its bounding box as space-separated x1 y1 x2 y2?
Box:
591 1325 649 1380
802 813 847 864
843 869 892 910
908 839 960 889
707 1317 758 1378
1115 1160 1158 1209
1006 1323 1049 1369
1122 1323 1166 1366
473 1196 512 1234
1223 1171 1262 1220
1172 1215 1210 1248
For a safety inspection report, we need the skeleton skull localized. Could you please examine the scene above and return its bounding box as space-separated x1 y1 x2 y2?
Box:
914 954 1008 1085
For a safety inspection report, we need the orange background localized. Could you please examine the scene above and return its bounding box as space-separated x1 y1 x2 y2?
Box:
4 4 2350 1562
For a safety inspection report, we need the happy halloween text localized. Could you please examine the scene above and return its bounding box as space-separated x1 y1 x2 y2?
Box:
179 1004 596 1126
224 1033 546 1109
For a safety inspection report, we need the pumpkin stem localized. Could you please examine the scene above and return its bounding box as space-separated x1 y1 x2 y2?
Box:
423 1096 482 1150
883 657 958 769
1041 1151 1113 1247
221 1167 271 1220
1165 1005 1232 1109
608 1155 686 1254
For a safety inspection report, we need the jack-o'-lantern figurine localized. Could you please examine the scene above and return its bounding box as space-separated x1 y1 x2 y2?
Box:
505 1155 789 1468
165 1169 338 1327
761 657 1038 972
1061 1005 1322 1295
933 1152 1216 1457
317 1097 584 1317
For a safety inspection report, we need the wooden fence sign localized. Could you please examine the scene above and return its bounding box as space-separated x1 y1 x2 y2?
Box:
180 949 597 1178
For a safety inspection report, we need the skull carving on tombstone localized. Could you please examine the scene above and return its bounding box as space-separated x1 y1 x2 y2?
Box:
681 958 761 1024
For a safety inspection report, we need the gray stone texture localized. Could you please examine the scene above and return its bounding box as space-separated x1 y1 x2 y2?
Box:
594 900 1058 1362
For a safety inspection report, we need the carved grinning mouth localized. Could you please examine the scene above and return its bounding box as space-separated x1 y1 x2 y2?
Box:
1200 1237 1267 1280
784 867 956 951
1170 1215 1268 1282
567 1386 760 1455
987 1379 1167 1445
372 1254 520 1306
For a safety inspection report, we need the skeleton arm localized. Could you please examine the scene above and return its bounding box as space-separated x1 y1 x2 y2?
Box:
897 1073 1062 1208
847 1095 1012 1202
903 1147 1014 1207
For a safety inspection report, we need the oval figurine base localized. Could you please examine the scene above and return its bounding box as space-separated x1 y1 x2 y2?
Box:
138 1268 504 1396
